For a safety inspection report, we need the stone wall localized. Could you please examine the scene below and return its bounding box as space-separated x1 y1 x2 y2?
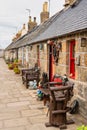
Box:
28 45 37 68
39 43 48 73
17 43 48 74
54 40 68 76
75 37 87 82
18 48 22 62
53 32 87 119
74 80 87 119
28 43 48 74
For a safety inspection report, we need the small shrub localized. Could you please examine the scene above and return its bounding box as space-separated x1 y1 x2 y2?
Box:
13 63 18 68
14 59 18 63
8 64 13 69
14 67 20 74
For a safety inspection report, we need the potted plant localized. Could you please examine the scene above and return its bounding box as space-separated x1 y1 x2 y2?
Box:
14 67 20 74
8 63 14 70
13 59 18 68
14 59 18 63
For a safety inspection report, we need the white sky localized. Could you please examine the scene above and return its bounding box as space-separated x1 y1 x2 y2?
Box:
0 0 65 49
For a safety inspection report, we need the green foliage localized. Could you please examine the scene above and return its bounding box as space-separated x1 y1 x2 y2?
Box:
14 59 18 63
14 67 20 74
8 63 13 69
77 125 87 130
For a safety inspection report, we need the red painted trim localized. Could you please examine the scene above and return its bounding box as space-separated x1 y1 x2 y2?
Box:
70 40 75 79
49 44 54 81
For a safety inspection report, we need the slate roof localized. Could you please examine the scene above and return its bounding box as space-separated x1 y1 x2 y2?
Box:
5 11 63 50
30 0 87 43
5 42 14 50
6 0 87 50
5 33 27 50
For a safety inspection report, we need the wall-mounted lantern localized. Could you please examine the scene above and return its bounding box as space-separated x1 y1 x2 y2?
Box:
81 38 87 47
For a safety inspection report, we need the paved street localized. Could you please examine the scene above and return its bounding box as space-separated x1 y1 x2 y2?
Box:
0 58 86 130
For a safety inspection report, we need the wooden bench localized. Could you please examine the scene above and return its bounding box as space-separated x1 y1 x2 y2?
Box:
22 69 40 88
21 68 34 82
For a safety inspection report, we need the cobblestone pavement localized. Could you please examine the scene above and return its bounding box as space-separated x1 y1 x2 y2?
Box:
0 58 86 130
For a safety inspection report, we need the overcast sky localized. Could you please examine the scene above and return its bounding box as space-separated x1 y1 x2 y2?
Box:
0 0 64 49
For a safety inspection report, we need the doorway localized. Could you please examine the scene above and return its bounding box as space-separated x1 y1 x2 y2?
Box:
49 45 54 81
70 40 75 79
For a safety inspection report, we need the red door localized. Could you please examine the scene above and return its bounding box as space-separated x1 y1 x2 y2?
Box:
70 40 75 79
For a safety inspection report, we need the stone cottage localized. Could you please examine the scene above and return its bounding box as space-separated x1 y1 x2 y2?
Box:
5 15 38 63
5 0 87 119
5 1 50 67
0 49 4 58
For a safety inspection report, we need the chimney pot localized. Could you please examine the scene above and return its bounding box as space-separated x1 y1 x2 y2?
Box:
34 17 36 22
23 24 25 29
43 2 48 12
64 0 70 7
40 2 49 23
29 16 32 22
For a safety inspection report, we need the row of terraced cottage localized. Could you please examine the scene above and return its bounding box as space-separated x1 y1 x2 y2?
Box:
5 0 87 119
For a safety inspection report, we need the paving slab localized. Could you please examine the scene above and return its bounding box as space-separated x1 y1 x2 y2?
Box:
0 127 25 130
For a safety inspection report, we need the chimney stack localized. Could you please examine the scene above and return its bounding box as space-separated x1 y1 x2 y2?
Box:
29 16 32 22
23 24 26 29
64 0 70 7
34 17 36 23
28 16 37 32
40 2 49 23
